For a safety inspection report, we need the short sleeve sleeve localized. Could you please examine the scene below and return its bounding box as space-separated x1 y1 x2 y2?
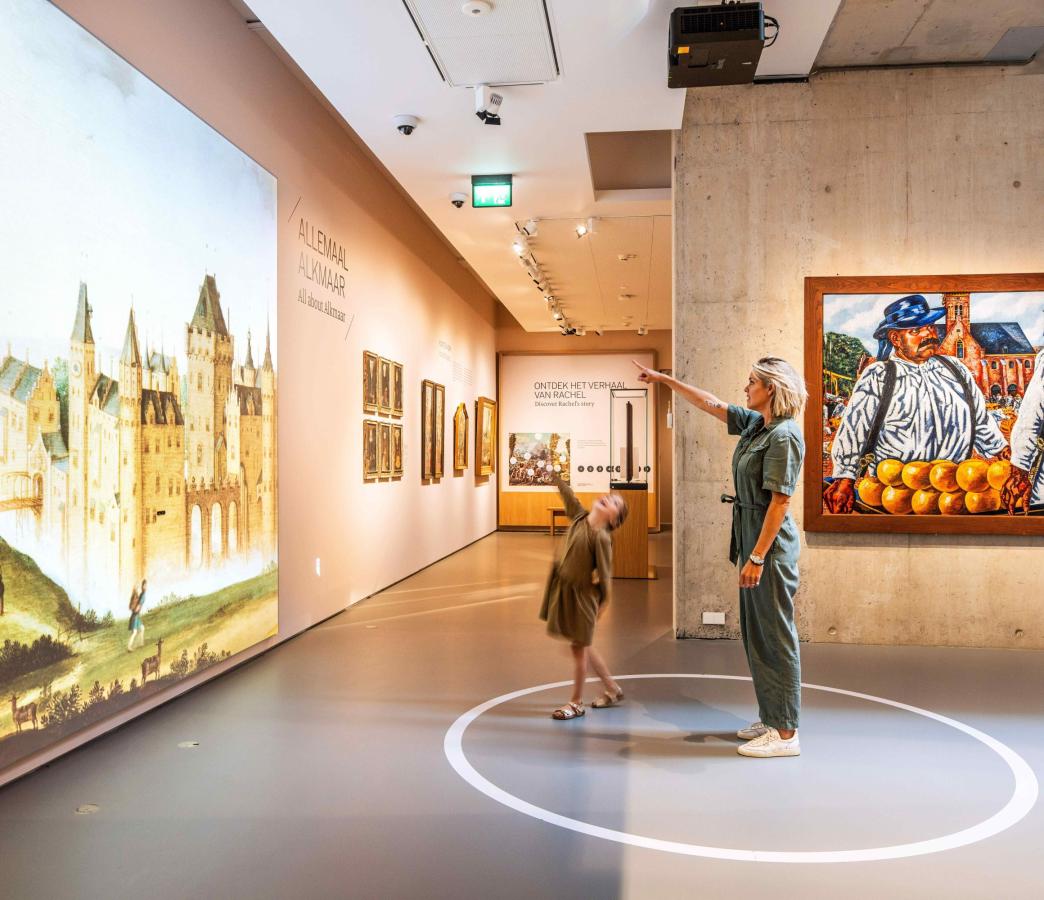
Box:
727 404 761 436
762 428 805 496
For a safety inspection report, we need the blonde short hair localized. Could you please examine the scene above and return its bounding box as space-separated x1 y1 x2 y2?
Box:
752 356 807 419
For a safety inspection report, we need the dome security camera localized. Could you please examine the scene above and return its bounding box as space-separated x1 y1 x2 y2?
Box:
394 114 419 136
449 192 468 208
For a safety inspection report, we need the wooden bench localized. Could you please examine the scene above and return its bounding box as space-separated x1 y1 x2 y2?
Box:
547 507 572 536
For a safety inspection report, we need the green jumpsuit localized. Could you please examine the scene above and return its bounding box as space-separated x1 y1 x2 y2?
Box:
727 405 805 732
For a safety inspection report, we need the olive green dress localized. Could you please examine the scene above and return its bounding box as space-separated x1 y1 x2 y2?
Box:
539 480 613 647
728 404 805 732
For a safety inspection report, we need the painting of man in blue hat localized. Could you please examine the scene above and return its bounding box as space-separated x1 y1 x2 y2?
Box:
824 294 1008 514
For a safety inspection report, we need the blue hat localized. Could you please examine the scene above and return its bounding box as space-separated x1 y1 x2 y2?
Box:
873 295 946 359
872 295 946 340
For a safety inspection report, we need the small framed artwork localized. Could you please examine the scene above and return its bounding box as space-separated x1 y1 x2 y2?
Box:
392 362 404 417
476 396 497 477
421 379 435 480
379 358 392 416
453 402 469 472
433 382 445 478
363 419 379 481
392 423 404 478
363 352 379 414
378 421 392 478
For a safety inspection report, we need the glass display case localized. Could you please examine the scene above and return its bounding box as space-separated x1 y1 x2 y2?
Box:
609 387 650 489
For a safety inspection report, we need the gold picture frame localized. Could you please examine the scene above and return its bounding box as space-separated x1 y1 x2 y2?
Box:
392 423 403 477
476 396 497 477
453 402 469 472
378 421 392 478
392 362 404 417
378 357 392 416
421 379 435 480
363 351 379 414
363 419 379 481
433 383 445 479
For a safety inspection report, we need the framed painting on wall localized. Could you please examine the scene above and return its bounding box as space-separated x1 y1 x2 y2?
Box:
378 358 392 416
508 433 570 486
433 383 445 478
476 396 497 477
421 379 435 480
805 274 1044 535
363 420 380 481
453 402 469 471
392 362 404 418
392 424 404 478
378 422 392 478
363 351 379 414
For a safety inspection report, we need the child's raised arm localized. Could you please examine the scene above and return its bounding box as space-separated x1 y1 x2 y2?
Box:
553 472 585 520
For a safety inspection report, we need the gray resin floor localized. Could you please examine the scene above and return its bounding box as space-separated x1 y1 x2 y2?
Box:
1 532 1042 899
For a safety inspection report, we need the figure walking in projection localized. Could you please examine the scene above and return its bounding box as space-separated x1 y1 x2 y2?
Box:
127 579 148 651
825 295 1007 514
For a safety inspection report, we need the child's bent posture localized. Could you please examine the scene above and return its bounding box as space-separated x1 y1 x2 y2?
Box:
539 475 628 720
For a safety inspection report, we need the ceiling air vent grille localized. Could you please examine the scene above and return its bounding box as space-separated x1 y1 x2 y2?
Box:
402 0 559 87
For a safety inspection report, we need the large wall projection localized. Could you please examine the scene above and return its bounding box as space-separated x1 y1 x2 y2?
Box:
0 0 278 770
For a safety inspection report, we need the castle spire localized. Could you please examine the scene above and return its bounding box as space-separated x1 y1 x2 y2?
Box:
244 329 255 369
262 321 274 372
191 274 229 336
71 282 94 343
121 308 141 366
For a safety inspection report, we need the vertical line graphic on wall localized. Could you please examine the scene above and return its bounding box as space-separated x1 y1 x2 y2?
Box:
0 0 278 772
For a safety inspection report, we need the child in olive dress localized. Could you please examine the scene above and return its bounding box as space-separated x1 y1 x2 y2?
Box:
540 475 628 720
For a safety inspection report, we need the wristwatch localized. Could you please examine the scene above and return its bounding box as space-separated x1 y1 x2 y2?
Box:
748 553 765 566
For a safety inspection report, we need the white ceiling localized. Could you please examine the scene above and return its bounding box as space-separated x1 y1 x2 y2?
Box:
245 0 843 331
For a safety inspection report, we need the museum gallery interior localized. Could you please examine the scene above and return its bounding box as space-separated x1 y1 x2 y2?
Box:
0 0 1042 897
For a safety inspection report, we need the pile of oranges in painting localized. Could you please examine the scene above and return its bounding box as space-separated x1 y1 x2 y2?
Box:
856 458 1011 515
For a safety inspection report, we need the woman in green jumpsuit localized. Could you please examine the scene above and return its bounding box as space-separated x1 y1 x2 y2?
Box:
634 357 807 758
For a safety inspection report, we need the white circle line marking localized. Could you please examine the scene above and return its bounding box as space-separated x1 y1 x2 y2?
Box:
443 674 1039 864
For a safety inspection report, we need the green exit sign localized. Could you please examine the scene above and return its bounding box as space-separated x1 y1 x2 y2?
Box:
472 174 513 208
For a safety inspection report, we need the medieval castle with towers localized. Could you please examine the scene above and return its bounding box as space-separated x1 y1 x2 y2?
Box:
0 275 277 606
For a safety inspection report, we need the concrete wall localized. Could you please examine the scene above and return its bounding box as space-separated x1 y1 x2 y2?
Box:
673 64 1043 649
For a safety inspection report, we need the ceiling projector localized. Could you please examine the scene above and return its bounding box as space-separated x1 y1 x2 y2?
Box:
668 2 773 88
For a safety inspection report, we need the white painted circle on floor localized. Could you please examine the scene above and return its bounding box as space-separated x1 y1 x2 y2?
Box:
444 674 1039 863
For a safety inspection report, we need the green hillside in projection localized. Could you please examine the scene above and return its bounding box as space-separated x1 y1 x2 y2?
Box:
0 536 80 648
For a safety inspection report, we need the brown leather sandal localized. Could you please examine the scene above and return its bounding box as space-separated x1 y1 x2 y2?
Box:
551 701 585 720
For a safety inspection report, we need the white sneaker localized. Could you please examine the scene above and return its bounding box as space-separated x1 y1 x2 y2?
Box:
737 727 800 758
736 721 769 740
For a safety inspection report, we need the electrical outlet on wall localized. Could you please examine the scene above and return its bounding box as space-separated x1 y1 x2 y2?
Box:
315 558 321 577
702 611 726 625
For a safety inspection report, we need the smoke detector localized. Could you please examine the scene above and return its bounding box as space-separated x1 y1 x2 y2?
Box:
462 1 492 15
